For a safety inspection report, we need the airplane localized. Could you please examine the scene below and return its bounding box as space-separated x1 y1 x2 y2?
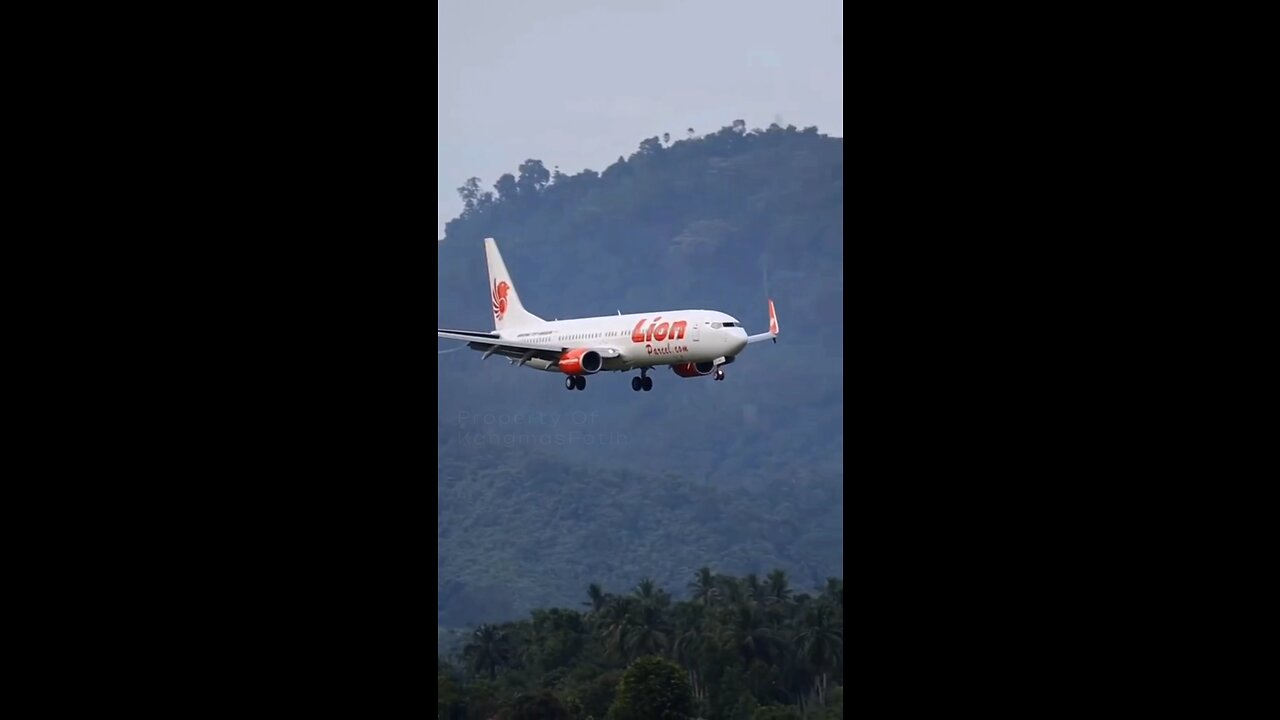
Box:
437 238 780 392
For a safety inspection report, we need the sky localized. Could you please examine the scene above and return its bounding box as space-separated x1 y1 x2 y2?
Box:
437 0 843 238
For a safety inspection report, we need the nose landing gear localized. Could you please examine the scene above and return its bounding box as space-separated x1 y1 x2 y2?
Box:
714 369 725 381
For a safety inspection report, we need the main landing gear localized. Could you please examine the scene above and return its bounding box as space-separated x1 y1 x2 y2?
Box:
565 375 586 391
631 368 653 392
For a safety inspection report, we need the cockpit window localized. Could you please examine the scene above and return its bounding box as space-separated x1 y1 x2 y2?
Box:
723 322 737 327
711 322 722 329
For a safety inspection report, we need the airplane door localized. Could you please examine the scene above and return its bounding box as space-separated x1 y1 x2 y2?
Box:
692 323 700 341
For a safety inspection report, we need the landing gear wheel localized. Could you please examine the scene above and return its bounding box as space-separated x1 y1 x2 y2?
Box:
565 376 576 390
631 377 642 392
715 369 725 381
574 376 586 390
642 376 653 392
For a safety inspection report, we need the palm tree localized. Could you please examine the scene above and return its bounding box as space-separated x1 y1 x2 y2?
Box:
623 603 671 659
766 569 792 605
795 603 843 704
671 603 715 702
633 577 670 608
743 573 767 605
824 577 844 606
633 577 658 602
599 596 633 660
583 583 608 613
462 624 510 681
721 603 776 667
688 567 719 607
717 575 746 605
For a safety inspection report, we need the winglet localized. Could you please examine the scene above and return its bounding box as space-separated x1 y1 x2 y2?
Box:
745 299 780 345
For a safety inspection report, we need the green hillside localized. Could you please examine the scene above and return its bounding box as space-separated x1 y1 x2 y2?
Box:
438 445 842 627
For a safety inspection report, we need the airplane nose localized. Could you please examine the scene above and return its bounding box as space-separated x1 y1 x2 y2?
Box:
730 329 747 353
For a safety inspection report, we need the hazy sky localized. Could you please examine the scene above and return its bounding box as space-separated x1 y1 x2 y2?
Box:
437 0 843 238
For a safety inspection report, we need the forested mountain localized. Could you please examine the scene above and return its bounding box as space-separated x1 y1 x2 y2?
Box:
438 571 843 720
438 121 843 628
438 445 842 628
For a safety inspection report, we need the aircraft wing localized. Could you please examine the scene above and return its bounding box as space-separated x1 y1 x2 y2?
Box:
437 328 622 363
746 299 780 345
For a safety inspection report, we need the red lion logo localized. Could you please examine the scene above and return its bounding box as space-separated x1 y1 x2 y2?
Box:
491 279 510 320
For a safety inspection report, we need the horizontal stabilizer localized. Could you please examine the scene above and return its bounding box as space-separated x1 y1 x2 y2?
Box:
438 328 499 339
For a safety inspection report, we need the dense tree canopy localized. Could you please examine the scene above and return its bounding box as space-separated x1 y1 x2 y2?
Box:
438 570 844 720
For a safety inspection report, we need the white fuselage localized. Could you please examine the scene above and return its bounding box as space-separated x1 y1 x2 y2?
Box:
506 309 749 372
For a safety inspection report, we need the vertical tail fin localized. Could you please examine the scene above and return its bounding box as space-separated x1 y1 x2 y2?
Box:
484 237 544 331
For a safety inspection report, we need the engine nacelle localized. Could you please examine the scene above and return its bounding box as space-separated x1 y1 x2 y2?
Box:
558 348 603 375
671 361 715 378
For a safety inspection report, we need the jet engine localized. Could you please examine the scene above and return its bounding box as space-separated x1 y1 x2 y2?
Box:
671 361 715 378
558 348 603 375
